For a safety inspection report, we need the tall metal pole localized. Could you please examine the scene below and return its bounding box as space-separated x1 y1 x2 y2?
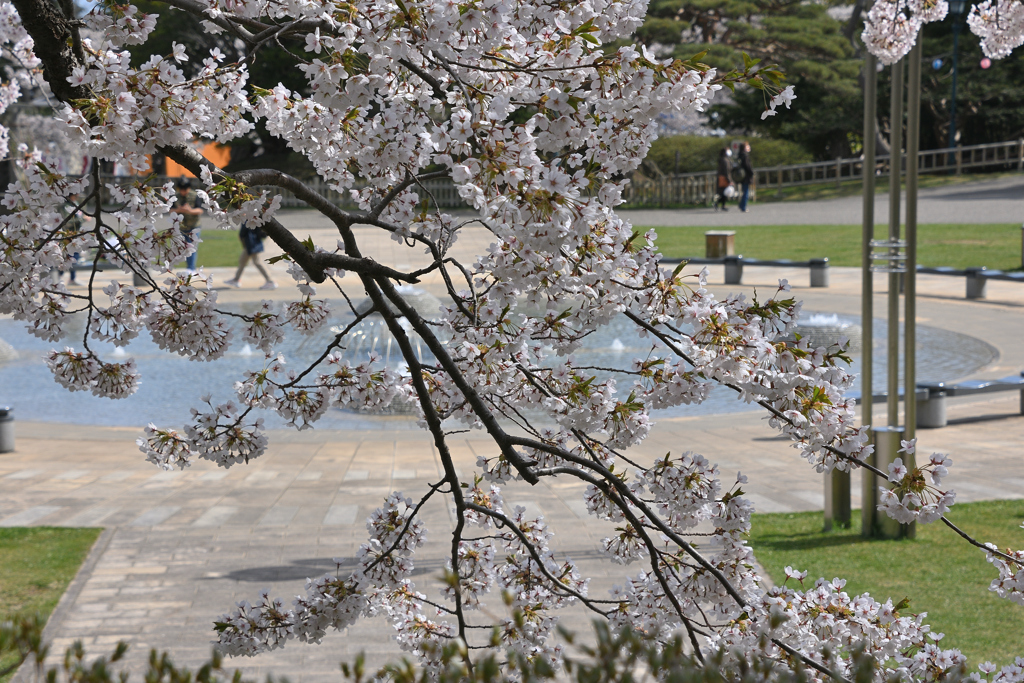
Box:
904 42 921 539
906 45 920 445
888 59 904 428
862 53 877 430
949 20 961 156
860 51 878 537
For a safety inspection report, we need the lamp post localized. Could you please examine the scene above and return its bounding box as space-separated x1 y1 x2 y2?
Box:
948 0 968 159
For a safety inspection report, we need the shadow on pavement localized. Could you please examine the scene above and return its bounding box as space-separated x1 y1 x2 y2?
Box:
217 548 618 583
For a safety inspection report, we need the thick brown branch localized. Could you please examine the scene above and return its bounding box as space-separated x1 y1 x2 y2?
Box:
10 0 88 103
374 277 540 484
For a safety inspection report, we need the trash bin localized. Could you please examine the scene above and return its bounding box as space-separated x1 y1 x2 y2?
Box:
809 258 830 288
0 406 13 453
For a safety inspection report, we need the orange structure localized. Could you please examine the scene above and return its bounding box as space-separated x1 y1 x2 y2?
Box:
164 141 231 177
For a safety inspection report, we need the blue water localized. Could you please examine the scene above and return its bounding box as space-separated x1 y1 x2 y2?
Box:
0 308 997 430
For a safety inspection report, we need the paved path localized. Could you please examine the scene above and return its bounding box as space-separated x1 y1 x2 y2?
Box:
4 181 1024 680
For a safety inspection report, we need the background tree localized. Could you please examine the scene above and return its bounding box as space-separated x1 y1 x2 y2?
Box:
629 0 863 159
913 19 1024 149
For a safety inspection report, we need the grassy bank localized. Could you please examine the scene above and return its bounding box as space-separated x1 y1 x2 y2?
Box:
650 223 1023 271
749 500 1024 666
0 527 102 682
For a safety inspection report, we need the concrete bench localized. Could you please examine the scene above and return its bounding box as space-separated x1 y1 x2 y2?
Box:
917 265 1024 299
917 373 1024 427
850 388 930 405
850 375 1024 428
661 255 830 288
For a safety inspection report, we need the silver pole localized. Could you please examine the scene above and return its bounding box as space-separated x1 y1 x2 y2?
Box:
862 52 877 431
906 44 920 444
904 42 921 540
860 50 878 536
887 59 904 428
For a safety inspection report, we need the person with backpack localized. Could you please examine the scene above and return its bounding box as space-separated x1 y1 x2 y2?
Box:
223 222 278 290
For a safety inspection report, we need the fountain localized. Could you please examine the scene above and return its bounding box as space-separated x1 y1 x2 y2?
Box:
0 304 997 429
0 338 16 364
785 313 863 353
326 286 445 414
332 286 443 368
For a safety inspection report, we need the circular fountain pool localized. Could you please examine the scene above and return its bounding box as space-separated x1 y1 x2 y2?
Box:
0 308 997 430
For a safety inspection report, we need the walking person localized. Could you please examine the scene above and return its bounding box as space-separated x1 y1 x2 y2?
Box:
170 177 203 274
223 223 278 290
737 142 754 212
715 148 734 211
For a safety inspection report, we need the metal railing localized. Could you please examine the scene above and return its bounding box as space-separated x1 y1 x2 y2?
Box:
101 138 1024 211
623 138 1024 208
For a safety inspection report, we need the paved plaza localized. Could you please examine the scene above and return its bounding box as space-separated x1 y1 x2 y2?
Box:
3 188 1024 681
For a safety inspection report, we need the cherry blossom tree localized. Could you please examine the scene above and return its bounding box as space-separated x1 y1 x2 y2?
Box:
1 0 1023 680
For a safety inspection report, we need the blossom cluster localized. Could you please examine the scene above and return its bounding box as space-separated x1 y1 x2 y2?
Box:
878 440 957 524
863 0 1024 63
985 540 1024 606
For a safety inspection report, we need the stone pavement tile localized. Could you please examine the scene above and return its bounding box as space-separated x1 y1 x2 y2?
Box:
0 505 63 526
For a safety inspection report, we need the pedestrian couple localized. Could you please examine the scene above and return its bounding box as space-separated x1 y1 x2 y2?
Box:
170 176 276 289
715 142 754 212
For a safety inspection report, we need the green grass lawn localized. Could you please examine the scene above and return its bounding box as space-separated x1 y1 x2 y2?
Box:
650 223 1023 271
0 527 102 682
166 229 241 269
749 500 1024 666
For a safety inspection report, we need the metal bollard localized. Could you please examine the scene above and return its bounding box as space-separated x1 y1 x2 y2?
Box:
862 426 908 539
724 255 744 285
965 267 987 299
824 468 851 531
809 258 830 288
0 406 13 453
